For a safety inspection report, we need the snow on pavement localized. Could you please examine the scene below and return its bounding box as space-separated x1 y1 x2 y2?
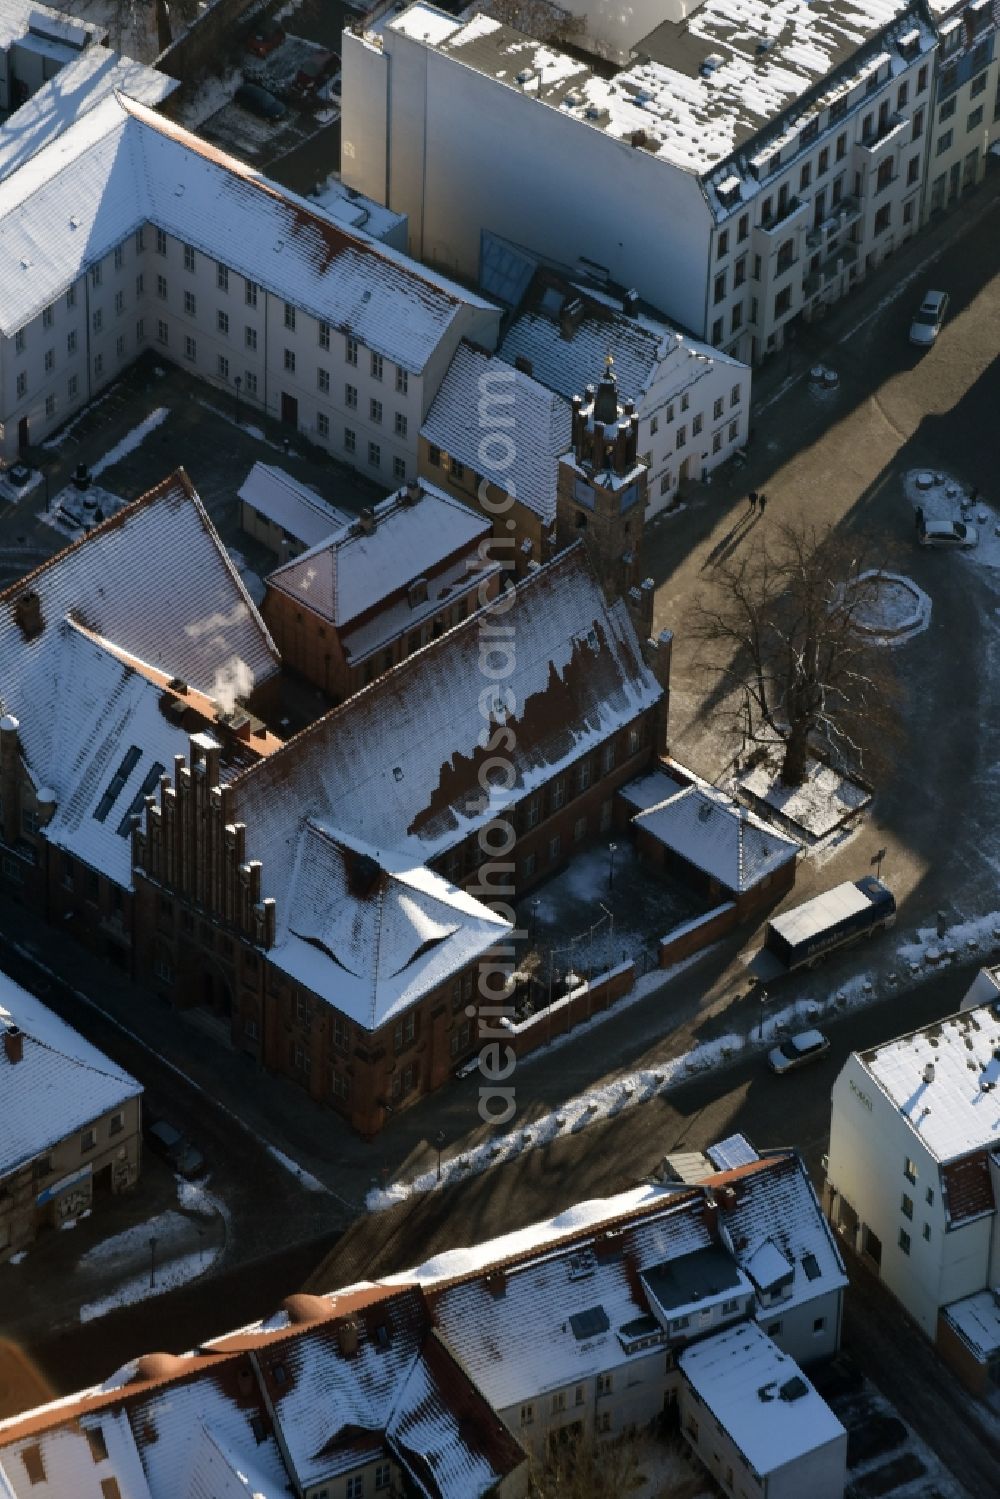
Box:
263 1144 330 1194
90 408 170 478
80 1248 217 1323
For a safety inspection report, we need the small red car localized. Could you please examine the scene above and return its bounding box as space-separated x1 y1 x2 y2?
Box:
292 50 340 97
246 24 285 58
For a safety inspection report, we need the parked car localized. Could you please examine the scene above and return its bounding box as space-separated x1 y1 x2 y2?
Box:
144 1116 205 1178
246 24 285 58
292 50 340 99
917 518 978 549
908 289 948 347
767 1029 830 1075
234 82 287 121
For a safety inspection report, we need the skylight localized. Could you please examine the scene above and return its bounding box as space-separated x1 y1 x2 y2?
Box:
93 746 141 823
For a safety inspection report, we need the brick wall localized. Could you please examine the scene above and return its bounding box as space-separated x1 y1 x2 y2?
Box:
935 1310 988 1396
659 903 738 967
507 962 636 1060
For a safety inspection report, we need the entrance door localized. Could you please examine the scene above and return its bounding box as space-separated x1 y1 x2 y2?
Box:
17 416 28 453
280 392 298 428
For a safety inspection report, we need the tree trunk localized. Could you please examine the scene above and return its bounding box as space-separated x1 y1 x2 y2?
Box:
780 726 811 787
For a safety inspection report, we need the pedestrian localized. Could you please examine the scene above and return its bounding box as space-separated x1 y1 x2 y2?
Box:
748 490 758 511
758 493 768 516
915 504 924 532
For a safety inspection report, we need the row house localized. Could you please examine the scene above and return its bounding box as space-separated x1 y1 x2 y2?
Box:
0 1144 847 1499
826 999 1000 1392
0 91 501 469
133 542 669 1132
262 476 499 702
923 0 999 217
343 0 996 365
0 968 141 1260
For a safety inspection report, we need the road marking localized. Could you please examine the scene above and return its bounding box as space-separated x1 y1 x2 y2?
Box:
6 938 355 1211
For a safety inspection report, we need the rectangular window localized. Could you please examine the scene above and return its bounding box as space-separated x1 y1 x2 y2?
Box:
799 162 811 190
692 412 703 436
284 349 295 373
217 310 229 336
42 303 54 330
368 441 380 467
874 203 891 236
717 229 729 258
345 383 358 408
20 1445 45 1484
284 303 296 331
157 319 168 344
728 419 739 441
375 1463 391 1490
904 1158 917 1183
245 371 257 394
92 310 102 334
939 96 957 124
184 336 196 361
184 290 196 317
183 244 195 271
901 1193 913 1219
91 263 102 288
217 263 229 291
396 366 408 394
711 318 723 346
371 352 383 380
346 1478 363 1499
135 272 144 297
836 131 847 160
922 1223 931 1242
157 275 167 300
774 286 792 318
676 425 686 450
345 427 356 453
93 353 103 378
318 320 330 349
317 367 330 393
218 355 229 380
917 64 927 94
899 1228 911 1255
737 212 749 242
971 71 988 100
245 280 258 307
370 398 382 423
712 431 722 453
393 456 406 481
16 371 26 399
317 411 329 438
81 1127 96 1153
135 227 145 253
713 397 724 420
44 348 54 373
912 108 924 141
936 131 953 157
116 335 125 358
394 411 407 437
114 290 125 315
968 107 984 133
907 154 920 186
713 272 726 304
245 326 257 351
45 393 55 418
156 227 167 255
69 374 78 399
818 146 829 175
346 335 358 365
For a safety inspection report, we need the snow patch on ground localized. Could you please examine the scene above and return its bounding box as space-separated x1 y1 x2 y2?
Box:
904 467 1000 568
91 408 170 478
263 1144 330 1194
79 1248 217 1323
78 1209 194 1268
836 569 932 646
176 67 244 128
38 482 126 539
8 1251 27 1265
194 398 301 458
734 754 870 840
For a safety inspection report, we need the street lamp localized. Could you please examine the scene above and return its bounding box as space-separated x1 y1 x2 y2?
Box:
757 988 769 1042
530 898 540 948
608 842 618 890
149 1235 157 1290
435 1130 446 1183
234 374 242 427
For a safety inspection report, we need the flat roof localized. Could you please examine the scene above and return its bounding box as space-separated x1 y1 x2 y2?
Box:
861 1003 1000 1163
388 0 930 180
769 880 869 945
642 1244 744 1314
679 1323 845 1475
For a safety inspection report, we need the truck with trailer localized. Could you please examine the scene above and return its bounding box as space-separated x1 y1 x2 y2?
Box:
751 876 896 979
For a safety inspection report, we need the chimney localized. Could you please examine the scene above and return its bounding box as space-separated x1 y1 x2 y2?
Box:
923 1062 935 1085
513 354 533 377
336 1318 360 1357
14 590 43 641
703 1189 719 1238
402 478 421 506
485 1268 507 1299
623 288 640 315
4 1025 23 1065
358 507 376 534
559 296 585 340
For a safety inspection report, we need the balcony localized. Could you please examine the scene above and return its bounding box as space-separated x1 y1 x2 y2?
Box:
803 242 859 298
855 112 909 159
805 196 861 248
757 194 809 236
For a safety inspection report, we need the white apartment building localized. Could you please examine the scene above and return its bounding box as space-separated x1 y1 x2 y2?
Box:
923 0 1000 219
497 273 750 512
826 1001 1000 1389
0 91 501 473
342 0 992 364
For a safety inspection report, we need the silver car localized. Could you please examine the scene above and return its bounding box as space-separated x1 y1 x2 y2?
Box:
767 1028 830 1075
909 290 948 347
918 519 978 549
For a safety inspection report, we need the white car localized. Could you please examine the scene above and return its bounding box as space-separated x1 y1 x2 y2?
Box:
918 519 978 549
909 290 948 347
767 1029 830 1075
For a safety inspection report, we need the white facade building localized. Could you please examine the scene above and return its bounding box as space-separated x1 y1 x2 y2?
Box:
342 0 997 364
0 92 501 471
826 1001 1000 1387
923 0 1000 219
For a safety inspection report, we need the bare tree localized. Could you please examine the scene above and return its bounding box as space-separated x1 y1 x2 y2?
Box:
691 520 903 788
529 1435 643 1497
55 0 199 58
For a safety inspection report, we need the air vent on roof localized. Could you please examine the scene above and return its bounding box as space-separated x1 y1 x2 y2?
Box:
174 184 185 196
20 257 31 270
569 1305 610 1341
755 36 775 55
568 1249 597 1281
923 1062 935 1084
779 1376 808 1403
167 677 188 694
698 801 713 823
700 53 724 76
274 238 283 252
69 216 80 230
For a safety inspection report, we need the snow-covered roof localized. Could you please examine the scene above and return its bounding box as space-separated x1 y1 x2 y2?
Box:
0 92 496 358
309 178 407 244
634 783 799 893
500 294 742 418
744 1239 793 1292
942 1290 1000 1364
266 478 490 627
0 0 100 52
421 342 571 522
679 1323 845 1475
0 968 140 1178
0 46 175 184
271 823 510 1030
238 462 350 550
229 545 662 887
0 468 278 716
862 1002 1000 1163
392 1 933 192
707 1133 759 1172
0 1409 152 1499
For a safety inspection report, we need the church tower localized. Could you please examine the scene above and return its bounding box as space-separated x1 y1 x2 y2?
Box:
556 356 653 637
